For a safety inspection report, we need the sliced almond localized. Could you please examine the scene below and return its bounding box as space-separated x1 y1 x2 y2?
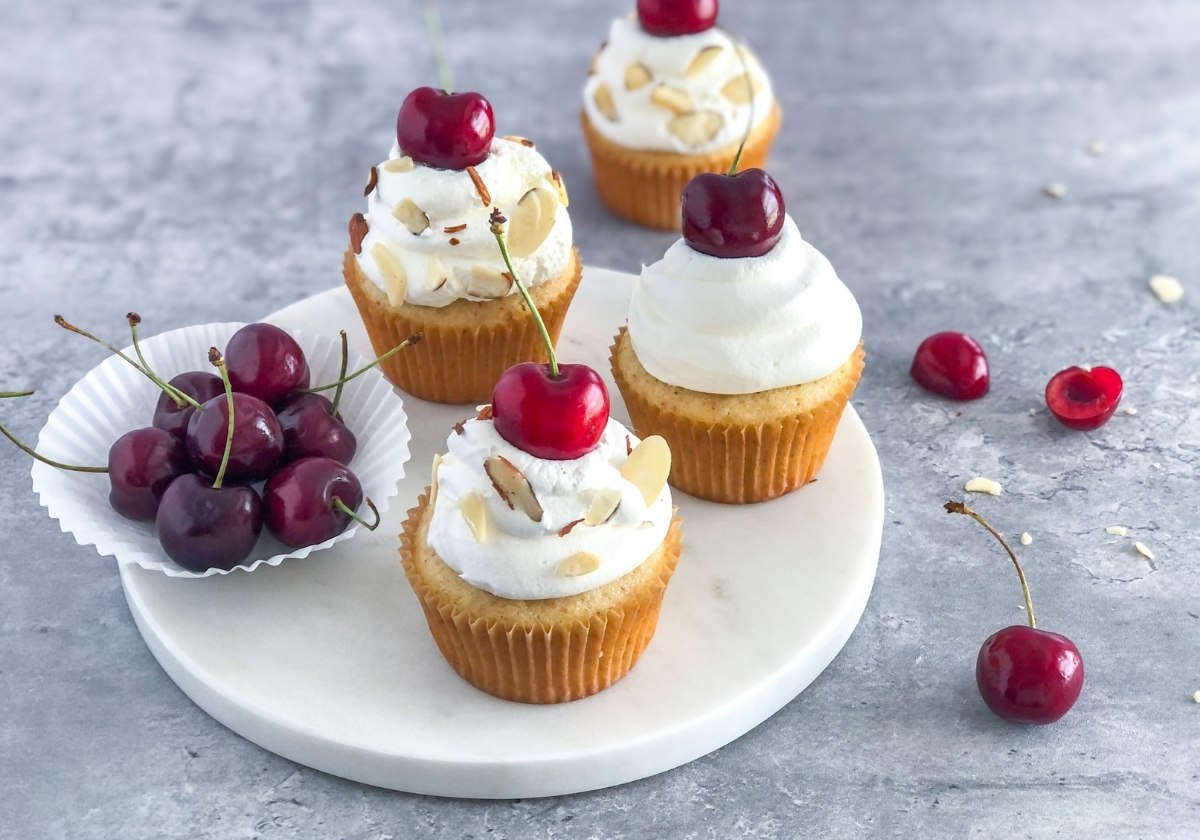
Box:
349 213 368 255
1149 274 1184 304
667 111 723 148
364 166 378 197
465 166 491 206
483 455 544 522
504 135 535 148
547 170 569 208
425 255 447 293
721 72 761 104
369 242 407 299
964 476 1003 496
393 198 429 235
686 45 724 77
443 223 467 234
466 265 513 299
476 404 494 421
650 85 694 115
594 83 617 121
620 435 671 505
584 488 622 526
507 187 559 258
459 492 490 543
557 518 585 537
625 62 652 90
1134 541 1155 561
428 453 443 507
1106 525 1128 537
556 551 601 578
383 156 414 173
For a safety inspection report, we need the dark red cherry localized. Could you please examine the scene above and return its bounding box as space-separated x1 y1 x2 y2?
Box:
1045 366 1123 431
107 427 192 521
155 474 264 571
152 371 224 440
185 392 284 482
263 457 364 549
681 169 785 259
224 323 310 407
492 363 610 460
637 0 718 36
396 86 495 170
911 332 990 400
276 392 357 465
977 625 1085 724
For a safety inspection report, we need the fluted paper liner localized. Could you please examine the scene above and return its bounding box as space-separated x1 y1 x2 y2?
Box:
400 490 684 704
30 323 412 577
343 247 583 405
581 103 782 231
611 328 865 504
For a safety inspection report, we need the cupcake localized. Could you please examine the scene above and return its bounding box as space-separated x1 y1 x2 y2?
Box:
610 168 864 503
344 86 581 404
581 1 781 229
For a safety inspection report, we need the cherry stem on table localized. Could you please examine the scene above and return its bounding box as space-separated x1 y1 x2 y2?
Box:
0 421 107 473
424 1 455 94
1 390 35 399
334 496 380 531
945 500 1037 629
302 333 423 395
126 313 202 410
489 208 560 378
210 348 235 490
727 38 755 176
330 331 350 416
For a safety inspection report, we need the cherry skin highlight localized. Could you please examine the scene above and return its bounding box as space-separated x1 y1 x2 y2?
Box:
911 332 990 400
637 0 718 36
185 392 284 482
263 457 364 549
224 323 310 407
276 392 358 465
396 86 495 170
681 169 785 259
976 625 1085 724
107 427 192 522
1045 366 1123 430
491 363 610 460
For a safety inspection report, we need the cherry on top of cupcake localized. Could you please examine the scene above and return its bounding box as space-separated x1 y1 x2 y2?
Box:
681 167 786 258
637 0 718 37
396 86 496 171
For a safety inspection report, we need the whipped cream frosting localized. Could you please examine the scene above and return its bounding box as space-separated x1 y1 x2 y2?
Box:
627 216 863 394
356 137 572 308
582 17 775 154
427 418 673 600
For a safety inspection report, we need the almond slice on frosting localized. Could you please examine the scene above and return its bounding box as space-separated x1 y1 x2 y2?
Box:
548 171 570 208
620 435 671 505
459 492 490 543
369 242 407 300
428 453 443 507
466 266 513 299
484 455 544 522
393 198 430 235
686 45 724 76
383 156 414 173
625 62 652 90
667 111 723 148
556 552 601 578
594 83 617 121
721 72 761 104
507 187 559 258
650 85 694 115
584 489 623 526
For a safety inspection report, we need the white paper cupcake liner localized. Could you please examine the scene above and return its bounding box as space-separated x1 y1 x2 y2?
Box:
30 322 411 578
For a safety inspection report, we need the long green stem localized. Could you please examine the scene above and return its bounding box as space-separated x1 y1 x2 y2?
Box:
330 330 350 416
126 313 201 410
489 209 559 378
1 390 35 399
727 38 755 176
424 1 455 93
0 422 107 473
209 348 235 490
302 333 423 394
334 496 380 531
945 501 1037 629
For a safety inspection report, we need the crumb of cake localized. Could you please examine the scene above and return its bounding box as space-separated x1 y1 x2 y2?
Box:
1043 182 1068 199
1086 140 1107 156
1020 532 1033 545
1134 541 1155 561
964 476 1002 496
1123 406 1137 416
1149 274 1184 304
1106 525 1127 537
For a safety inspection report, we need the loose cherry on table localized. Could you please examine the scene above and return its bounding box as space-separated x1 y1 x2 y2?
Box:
263 456 377 549
637 0 719 36
910 332 990 400
945 501 1084 724
681 168 786 259
224 323 311 407
396 86 495 170
1045 365 1123 431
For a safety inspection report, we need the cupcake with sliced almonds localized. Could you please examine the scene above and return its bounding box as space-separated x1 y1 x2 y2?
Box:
344 85 580 404
581 0 780 229
400 210 682 703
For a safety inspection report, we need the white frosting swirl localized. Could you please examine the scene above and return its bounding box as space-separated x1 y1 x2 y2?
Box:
627 216 863 394
582 17 775 154
356 138 573 308
427 418 672 600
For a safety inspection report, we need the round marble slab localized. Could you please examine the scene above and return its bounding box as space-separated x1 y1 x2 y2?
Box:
119 269 884 799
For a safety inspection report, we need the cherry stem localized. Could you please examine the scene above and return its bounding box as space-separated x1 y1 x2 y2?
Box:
333 495 380 531
489 208 560 378
126 313 201 410
424 1 455 94
1 390 35 399
330 331 350 416
209 348 235 491
302 333 423 395
727 38 755 176
0 414 107 473
944 501 1037 629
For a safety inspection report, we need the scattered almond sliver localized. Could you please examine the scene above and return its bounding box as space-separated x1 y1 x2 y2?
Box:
1134 541 1155 561
1106 525 1128 537
964 477 1002 496
1149 274 1184 304
1086 140 1107 157
1193 690 1200 704
1043 182 1068 199
1020 532 1033 545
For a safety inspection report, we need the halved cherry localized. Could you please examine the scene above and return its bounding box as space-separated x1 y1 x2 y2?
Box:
1044 366 1123 431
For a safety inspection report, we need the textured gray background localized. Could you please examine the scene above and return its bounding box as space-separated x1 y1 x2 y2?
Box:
2 0 1198 837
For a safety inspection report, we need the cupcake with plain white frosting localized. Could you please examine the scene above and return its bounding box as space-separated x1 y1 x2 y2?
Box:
344 86 581 404
611 168 864 503
581 3 781 229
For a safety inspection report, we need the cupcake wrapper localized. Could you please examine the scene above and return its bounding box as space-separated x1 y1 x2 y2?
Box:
399 491 684 704
581 103 782 231
611 330 866 504
343 247 583 405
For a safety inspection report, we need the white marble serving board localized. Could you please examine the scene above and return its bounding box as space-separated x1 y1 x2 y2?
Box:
119 268 884 799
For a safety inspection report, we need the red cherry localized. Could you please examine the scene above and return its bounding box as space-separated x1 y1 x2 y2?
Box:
152 371 225 441
263 457 365 549
156 474 264 572
911 332 990 400
1045 366 1122 431
224 323 311 407
186 392 284 482
107 427 192 522
681 169 785 259
396 86 495 171
637 0 718 36
976 625 1085 724
276 392 357 465
491 363 610 460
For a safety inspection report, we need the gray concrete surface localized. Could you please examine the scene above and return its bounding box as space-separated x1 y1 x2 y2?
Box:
2 0 1198 837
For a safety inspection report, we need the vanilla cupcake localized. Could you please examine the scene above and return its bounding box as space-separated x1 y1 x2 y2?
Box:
611 213 864 504
581 8 781 229
400 415 681 704
344 88 581 404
